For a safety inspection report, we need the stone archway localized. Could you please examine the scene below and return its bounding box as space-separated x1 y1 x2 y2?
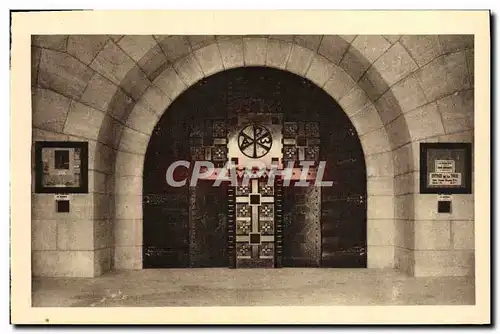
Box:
32 34 474 277
141 66 369 269
108 36 413 272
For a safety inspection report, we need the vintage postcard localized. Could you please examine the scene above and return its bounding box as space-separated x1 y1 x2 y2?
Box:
10 10 490 324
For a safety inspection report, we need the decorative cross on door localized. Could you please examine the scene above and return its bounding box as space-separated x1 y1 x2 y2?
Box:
234 178 276 268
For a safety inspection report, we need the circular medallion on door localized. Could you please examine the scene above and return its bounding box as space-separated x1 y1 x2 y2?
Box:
238 124 273 158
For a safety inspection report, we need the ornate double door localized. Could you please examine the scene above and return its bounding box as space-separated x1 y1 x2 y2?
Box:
143 113 364 268
143 66 367 269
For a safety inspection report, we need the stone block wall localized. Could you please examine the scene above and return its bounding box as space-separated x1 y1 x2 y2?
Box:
32 36 120 276
393 35 475 276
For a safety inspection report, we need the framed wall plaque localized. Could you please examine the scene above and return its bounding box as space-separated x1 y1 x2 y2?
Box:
420 142 472 194
34 141 88 193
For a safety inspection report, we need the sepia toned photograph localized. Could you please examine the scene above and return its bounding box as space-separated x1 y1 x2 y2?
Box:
10 10 490 324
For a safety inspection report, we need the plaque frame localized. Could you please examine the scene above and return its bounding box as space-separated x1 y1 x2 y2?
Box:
34 141 89 194
419 142 472 194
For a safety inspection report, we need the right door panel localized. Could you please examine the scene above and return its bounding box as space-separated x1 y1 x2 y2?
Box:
282 185 321 267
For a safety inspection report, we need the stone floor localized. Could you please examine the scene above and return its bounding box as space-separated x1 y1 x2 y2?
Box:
32 268 475 307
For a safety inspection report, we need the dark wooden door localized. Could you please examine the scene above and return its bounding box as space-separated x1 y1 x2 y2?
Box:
277 78 367 268
189 181 228 267
143 190 190 268
283 185 321 267
142 112 191 268
142 89 229 268
320 123 367 268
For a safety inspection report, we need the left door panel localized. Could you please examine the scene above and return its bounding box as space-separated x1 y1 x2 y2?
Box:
143 189 190 268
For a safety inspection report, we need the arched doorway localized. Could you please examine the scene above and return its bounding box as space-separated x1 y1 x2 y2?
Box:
143 67 366 268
